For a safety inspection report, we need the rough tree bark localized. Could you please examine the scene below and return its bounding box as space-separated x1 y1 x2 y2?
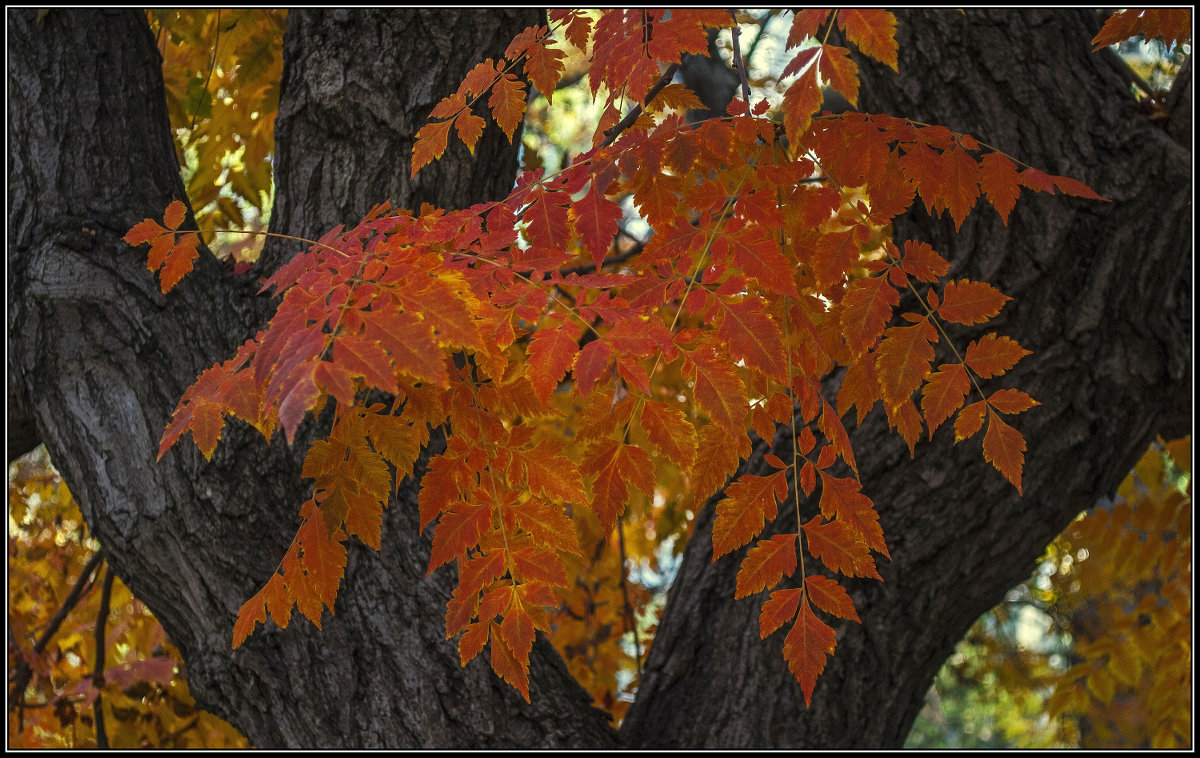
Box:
7 8 1190 749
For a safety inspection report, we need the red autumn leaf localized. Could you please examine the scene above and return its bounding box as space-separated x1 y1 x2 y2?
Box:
683 343 749 438
735 533 798 599
941 146 980 231
760 587 803 638
525 319 580 405
838 274 898 359
428 502 491 574
804 574 860 623
874 318 937 410
979 152 1022 224
937 279 1011 325
711 470 789 560
716 298 788 383
411 118 454 177
454 110 486 154
820 44 859 107
510 439 587 504
900 240 951 283
982 408 1027 493
787 9 830 48
782 596 837 707
837 9 898 70
965 333 1030 379
572 338 612 398
574 182 622 269
987 388 1040 415
921 363 971 438
508 498 582 555
489 74 526 141
489 623 531 702
639 400 698 471
524 35 565 103
581 438 654 534
802 515 880 579
954 400 987 443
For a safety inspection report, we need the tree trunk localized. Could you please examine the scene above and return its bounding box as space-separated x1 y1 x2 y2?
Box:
621 9 1190 747
8 8 1189 750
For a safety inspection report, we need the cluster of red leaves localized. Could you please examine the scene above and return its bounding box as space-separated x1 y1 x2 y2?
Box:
127 9 1105 706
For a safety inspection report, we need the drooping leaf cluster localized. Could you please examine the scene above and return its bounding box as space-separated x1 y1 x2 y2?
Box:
127 9 1107 706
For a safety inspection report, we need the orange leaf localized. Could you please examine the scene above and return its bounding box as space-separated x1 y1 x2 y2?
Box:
735 533 798 599
581 439 654 534
574 182 622 269
838 274 899 358
691 423 743 510
711 470 789 560
760 587 803 638
964 333 1030 379
987 388 1040 415
874 318 937 410
511 439 587 504
782 597 837 707
489 74 526 141
817 472 887 558
162 199 187 230
940 147 979 231
802 516 880 579
411 118 454 178
428 502 491 574
937 279 1011 325
1092 9 1191 50
524 36 565 103
639 400 698 471
837 9 898 70
716 299 788 383
572 339 612 398
954 400 987 444
124 217 167 247
454 111 486 154
804 574 860 623
458 620 489 666
508 498 581 555
511 546 569 590
683 343 749 438
979 152 1021 224
526 320 580 405
489 624 531 702
820 44 859 106
900 240 951 283
781 65 823 145
787 9 830 48
982 408 1027 493
921 363 970 438
159 232 200 293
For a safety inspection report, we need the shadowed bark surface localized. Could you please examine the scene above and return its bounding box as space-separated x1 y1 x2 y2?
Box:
8 8 1189 749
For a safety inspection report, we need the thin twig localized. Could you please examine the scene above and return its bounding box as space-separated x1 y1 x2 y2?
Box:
7 550 107 713
189 9 222 132
616 517 644 680
92 566 116 749
728 9 753 103
600 63 681 149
